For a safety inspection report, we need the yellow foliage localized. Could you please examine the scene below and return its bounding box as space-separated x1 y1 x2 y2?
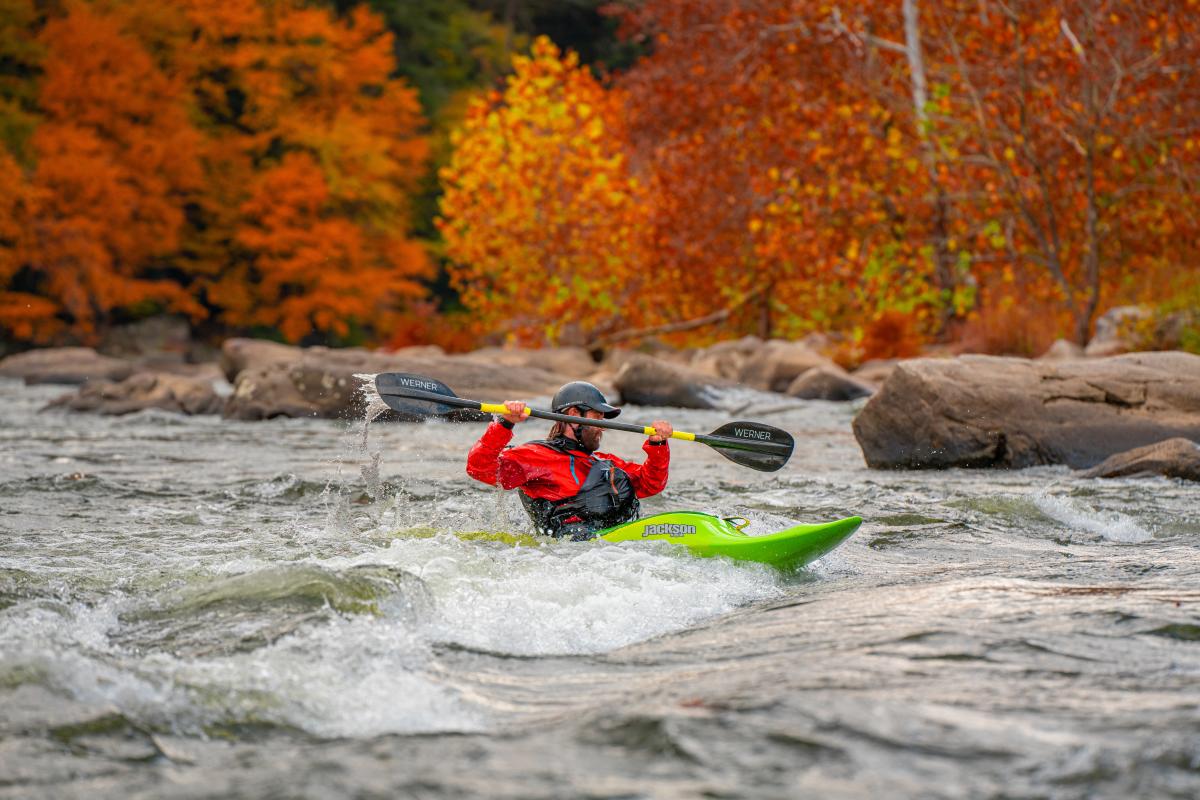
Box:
438 36 651 345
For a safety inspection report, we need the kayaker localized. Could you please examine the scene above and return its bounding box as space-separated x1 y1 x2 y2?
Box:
466 381 673 540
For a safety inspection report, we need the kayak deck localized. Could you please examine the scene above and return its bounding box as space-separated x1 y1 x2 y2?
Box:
598 512 861 571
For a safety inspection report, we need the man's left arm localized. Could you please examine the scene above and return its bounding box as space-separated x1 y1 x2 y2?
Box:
616 420 672 498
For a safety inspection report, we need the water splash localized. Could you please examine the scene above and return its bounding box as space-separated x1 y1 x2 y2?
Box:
1034 493 1153 543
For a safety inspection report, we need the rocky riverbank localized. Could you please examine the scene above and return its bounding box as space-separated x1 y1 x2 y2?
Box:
4 326 1198 480
0 335 874 420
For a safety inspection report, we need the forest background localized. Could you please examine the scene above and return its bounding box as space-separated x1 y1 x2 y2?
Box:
1 0 1197 365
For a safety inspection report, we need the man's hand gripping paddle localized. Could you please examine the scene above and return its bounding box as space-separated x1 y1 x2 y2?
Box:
374 372 794 473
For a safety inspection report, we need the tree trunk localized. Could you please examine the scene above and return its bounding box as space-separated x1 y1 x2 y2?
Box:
903 0 958 335
758 283 774 340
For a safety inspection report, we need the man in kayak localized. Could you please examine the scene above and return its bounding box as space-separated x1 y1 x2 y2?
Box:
466 381 673 540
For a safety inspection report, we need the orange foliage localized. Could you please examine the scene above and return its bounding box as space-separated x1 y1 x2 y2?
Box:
859 311 925 363
955 285 1068 358
171 0 433 342
928 1 1199 342
236 152 429 341
593 1 1192 351
0 0 430 345
611 3 930 343
2 4 204 341
383 302 487 354
4 1 1199 353
0 149 60 341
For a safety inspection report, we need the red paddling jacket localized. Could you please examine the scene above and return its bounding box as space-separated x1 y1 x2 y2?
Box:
467 420 670 539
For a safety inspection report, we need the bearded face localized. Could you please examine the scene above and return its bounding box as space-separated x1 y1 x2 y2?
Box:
576 424 603 453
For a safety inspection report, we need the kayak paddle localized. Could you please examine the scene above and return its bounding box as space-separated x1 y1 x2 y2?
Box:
374 372 794 472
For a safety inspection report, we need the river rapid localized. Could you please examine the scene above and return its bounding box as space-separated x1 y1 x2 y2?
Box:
1 375 1197 799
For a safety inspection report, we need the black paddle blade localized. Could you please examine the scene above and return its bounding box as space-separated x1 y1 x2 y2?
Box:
375 372 461 416
701 421 795 472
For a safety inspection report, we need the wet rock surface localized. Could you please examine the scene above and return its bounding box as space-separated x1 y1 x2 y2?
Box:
223 342 574 420
688 335 765 381
458 346 595 378
736 340 836 393
851 359 900 386
218 338 302 382
45 372 225 416
786 365 875 401
852 352 1200 469
15 334 1200 427
612 353 737 409
1081 437 1200 481
0 347 135 386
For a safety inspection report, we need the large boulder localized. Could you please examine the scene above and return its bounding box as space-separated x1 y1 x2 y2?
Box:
219 338 304 382
737 340 836 392
0 347 134 385
224 362 359 420
852 359 900 386
46 372 224 415
786 366 875 401
613 354 737 409
852 352 1200 469
1081 437 1200 481
689 336 764 381
222 344 574 420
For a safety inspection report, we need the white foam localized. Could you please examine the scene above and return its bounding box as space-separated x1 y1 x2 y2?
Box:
157 614 482 737
1 529 783 738
1033 494 1153 543
373 534 783 656
0 593 481 737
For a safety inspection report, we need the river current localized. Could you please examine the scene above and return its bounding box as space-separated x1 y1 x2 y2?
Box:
1 375 1197 799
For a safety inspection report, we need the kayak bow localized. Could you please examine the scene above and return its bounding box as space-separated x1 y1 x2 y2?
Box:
598 512 861 571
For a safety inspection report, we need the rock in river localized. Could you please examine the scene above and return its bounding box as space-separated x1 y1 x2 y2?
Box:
613 354 736 409
736 340 835 393
786 365 875 401
222 342 574 420
0 347 134 385
852 352 1200 469
46 372 224 415
1081 437 1200 481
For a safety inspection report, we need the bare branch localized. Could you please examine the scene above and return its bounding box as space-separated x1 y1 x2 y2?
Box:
903 0 929 124
1059 18 1087 64
829 7 907 55
586 287 765 350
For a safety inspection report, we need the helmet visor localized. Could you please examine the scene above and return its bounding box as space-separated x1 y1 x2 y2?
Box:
562 400 620 419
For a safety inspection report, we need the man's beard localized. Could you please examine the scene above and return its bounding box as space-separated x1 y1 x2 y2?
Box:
575 425 603 453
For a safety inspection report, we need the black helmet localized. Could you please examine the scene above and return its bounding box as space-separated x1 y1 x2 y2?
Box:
552 381 620 418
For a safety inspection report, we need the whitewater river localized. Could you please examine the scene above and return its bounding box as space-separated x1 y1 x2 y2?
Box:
1 375 1197 799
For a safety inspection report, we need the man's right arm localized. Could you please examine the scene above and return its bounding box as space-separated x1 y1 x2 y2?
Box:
466 420 516 486
467 400 532 487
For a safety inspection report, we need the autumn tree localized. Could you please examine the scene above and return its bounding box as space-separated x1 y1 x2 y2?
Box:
609 0 960 345
0 0 43 163
0 150 59 341
920 0 1200 344
3 3 205 342
199 1 433 342
614 0 1200 350
438 36 651 345
0 0 433 345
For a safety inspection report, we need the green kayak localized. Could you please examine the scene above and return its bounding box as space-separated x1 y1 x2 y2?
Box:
597 512 861 571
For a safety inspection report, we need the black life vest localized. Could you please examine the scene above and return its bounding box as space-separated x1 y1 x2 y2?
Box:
517 437 641 541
